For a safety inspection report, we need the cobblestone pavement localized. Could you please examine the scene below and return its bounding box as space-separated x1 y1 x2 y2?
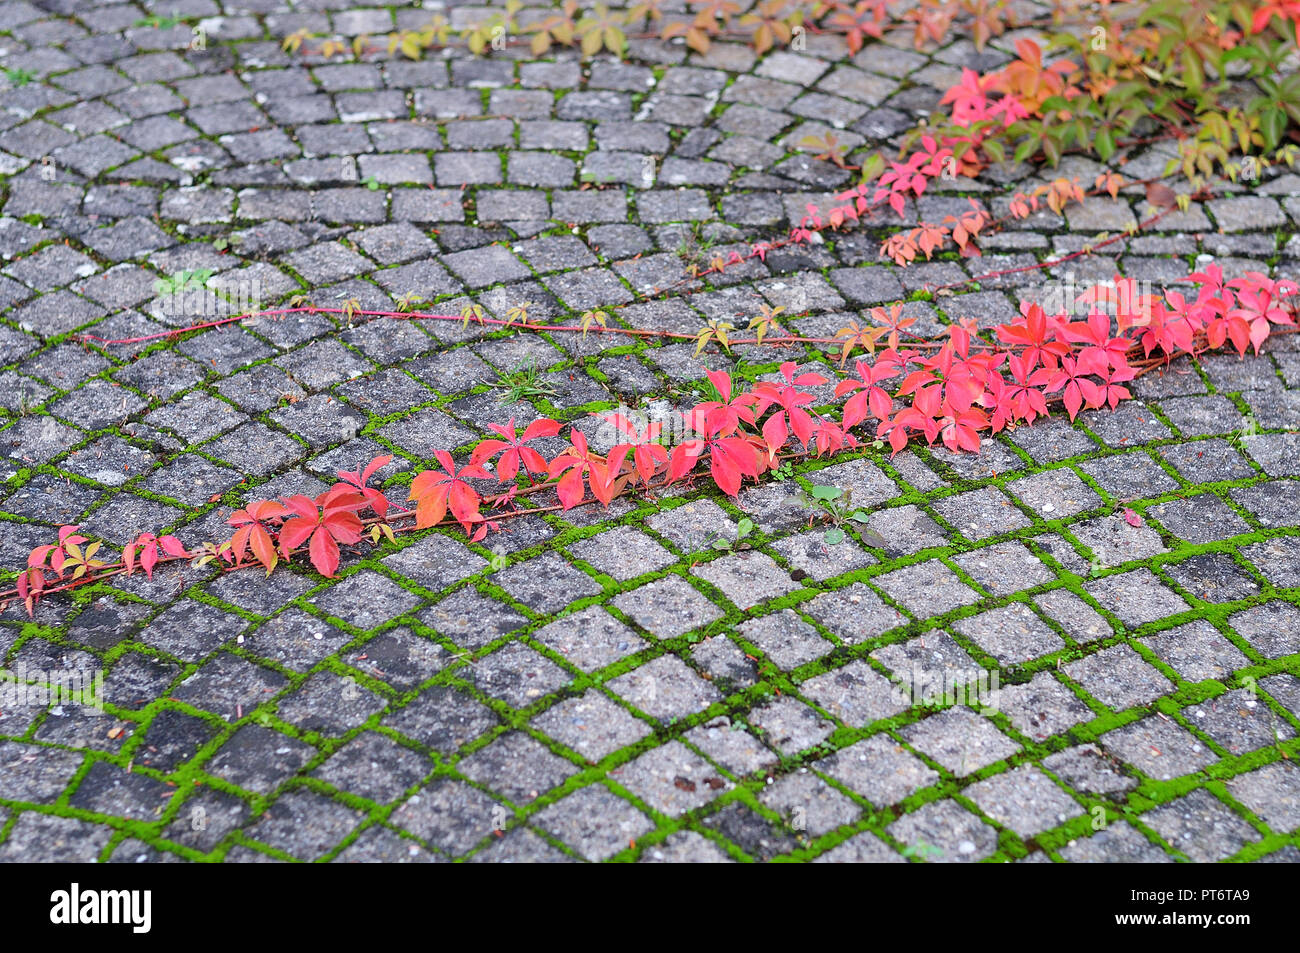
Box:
1 0 1299 864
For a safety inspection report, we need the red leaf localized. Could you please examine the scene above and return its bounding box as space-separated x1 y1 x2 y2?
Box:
284 494 318 520
1123 507 1142 528
447 480 482 528
323 509 363 543
250 524 278 574
141 544 159 579
360 454 392 485
159 535 189 558
556 468 585 510
521 418 562 442
279 516 317 555
308 526 341 578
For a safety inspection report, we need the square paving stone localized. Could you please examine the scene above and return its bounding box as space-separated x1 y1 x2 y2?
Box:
874 560 981 619
267 394 365 449
698 800 801 861
1005 467 1101 518
1099 716 1217 780
887 798 999 863
535 784 654 861
457 731 579 805
804 582 907 643
610 576 724 639
932 486 1032 540
384 686 498 754
1227 601 1300 658
608 654 721 723
1260 674 1300 719
442 244 532 289
136 709 219 774
1225 763 1300 833
1158 438 1255 483
804 458 901 507
638 830 734 864
1144 788 1260 861
954 603 1065 664
1149 493 1252 543
0 813 114 863
532 690 652 761
1084 569 1191 629
770 529 876 581
331 825 442 864
735 609 834 670
1159 394 1247 437
277 338 373 390
610 740 732 818
204 423 304 476
748 695 837 755
966 765 1084 837
814 831 905 863
311 572 423 630
1041 743 1138 794
817 734 939 807
759 770 861 837
284 242 372 285
684 718 779 776
171 652 288 721
646 500 744 554
1033 589 1113 642
996 672 1095 741
379 407 477 456
798 659 908 728
870 631 984 701
143 392 247 442
691 551 801 610
1231 480 1300 528
1070 514 1167 566
382 533 487 592
1063 643 1174 710
494 552 603 615
348 628 450 691
136 600 246 663
1081 401 1171 447
243 609 354 673
140 454 243 506
1187 682 1296 753
204 724 316 795
1079 452 1179 499
471 641 571 709
0 741 85 804
419 589 528 650
1165 553 1259 603
245 785 366 858
391 779 501 856
1007 416 1101 463
951 541 1056 596
312 732 431 804
160 783 254 854
567 526 675 581
1057 821 1175 863
530 605 646 672
861 504 952 555
901 707 1020 777
275 672 386 737
690 636 760 693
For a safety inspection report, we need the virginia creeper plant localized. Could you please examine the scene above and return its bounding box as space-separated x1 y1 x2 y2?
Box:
6 267 1297 616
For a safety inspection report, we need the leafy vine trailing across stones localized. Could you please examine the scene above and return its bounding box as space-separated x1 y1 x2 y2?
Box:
9 2 1300 609
6 266 1298 615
